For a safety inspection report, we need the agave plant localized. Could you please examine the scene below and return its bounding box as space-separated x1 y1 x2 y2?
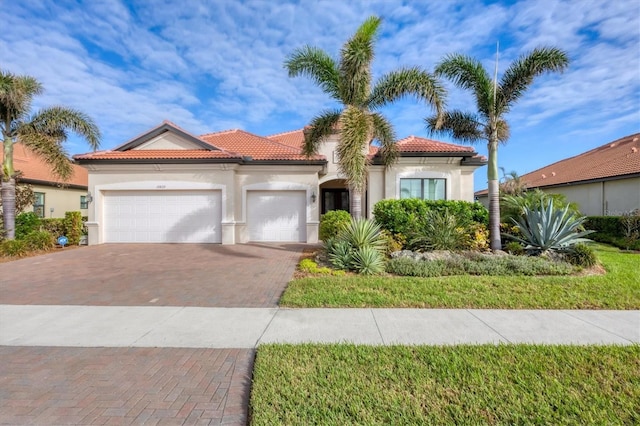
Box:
508 200 593 254
326 218 387 273
351 246 386 275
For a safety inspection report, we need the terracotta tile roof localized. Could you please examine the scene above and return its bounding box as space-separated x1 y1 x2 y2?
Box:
266 129 306 148
475 133 640 196
2 144 87 187
201 129 324 161
394 136 476 153
73 150 240 160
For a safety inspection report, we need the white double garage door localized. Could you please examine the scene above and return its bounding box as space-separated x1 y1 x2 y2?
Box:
103 190 307 243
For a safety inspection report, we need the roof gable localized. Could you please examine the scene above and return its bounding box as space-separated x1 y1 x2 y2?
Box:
115 121 218 151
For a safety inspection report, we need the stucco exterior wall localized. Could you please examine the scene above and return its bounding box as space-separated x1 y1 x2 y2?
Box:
475 177 640 216
25 184 88 219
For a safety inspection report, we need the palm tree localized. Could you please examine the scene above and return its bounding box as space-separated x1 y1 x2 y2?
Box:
0 69 101 239
499 168 526 196
285 16 445 219
426 47 569 250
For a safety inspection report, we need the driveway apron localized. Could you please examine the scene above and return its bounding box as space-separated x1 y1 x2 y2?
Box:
0 243 306 425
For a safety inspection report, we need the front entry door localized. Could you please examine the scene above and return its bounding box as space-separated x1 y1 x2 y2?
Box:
322 189 350 214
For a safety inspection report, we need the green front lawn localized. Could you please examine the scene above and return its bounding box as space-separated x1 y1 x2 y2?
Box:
281 245 640 309
250 344 640 425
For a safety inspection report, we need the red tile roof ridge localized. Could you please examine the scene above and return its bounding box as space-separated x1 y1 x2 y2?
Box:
198 128 244 138
266 128 304 139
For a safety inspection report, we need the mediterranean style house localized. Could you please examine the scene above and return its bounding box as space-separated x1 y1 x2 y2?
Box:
475 133 640 216
2 143 89 219
74 121 486 244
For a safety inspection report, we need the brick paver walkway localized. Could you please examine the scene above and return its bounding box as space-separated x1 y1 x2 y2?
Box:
0 242 306 425
0 346 253 425
0 243 304 307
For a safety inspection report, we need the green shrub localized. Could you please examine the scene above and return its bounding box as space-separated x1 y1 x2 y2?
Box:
327 239 353 270
41 218 65 237
504 241 525 255
23 230 56 251
501 189 581 224
319 210 351 241
584 216 624 236
386 257 447 277
373 199 488 236
351 246 385 275
565 243 597 268
386 254 573 277
15 212 42 240
63 211 83 245
326 219 387 274
408 209 468 251
1 239 29 257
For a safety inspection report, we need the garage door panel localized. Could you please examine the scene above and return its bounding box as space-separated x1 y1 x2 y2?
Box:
247 191 306 242
104 190 221 243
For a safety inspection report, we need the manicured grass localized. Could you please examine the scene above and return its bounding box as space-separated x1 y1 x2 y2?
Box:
280 245 640 309
250 344 640 425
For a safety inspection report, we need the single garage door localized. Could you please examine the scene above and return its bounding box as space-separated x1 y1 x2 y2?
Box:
247 190 306 242
103 190 222 243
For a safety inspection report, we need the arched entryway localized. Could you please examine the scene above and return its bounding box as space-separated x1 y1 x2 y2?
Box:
319 179 350 214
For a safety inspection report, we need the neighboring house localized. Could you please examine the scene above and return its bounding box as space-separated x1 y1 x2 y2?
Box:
1 143 89 219
475 133 640 216
74 121 486 245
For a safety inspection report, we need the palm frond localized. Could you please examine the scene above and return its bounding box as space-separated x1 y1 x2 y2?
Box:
370 112 397 168
496 118 510 143
498 46 569 112
0 70 43 128
284 46 341 101
426 110 484 144
435 54 493 116
337 106 371 191
339 16 381 105
303 109 342 156
29 106 101 150
369 67 446 124
17 123 73 180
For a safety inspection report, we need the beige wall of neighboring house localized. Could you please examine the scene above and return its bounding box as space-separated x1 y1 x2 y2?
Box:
475 133 640 216
25 184 88 219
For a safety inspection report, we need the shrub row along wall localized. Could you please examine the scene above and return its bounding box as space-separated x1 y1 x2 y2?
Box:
372 199 489 236
585 215 640 250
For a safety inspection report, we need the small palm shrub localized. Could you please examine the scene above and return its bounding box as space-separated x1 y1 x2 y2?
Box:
319 210 351 241
351 246 386 275
1 239 29 257
408 209 468 251
24 230 56 251
508 200 594 255
325 219 386 274
15 212 42 240
564 243 597 268
501 189 581 224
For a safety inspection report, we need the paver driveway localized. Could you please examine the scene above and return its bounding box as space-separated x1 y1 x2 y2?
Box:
0 242 306 425
0 243 304 307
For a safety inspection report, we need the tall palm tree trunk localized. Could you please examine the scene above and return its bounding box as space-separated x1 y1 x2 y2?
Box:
350 187 363 219
1 179 16 239
487 140 501 250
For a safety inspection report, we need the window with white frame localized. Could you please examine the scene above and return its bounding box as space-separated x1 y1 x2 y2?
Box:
400 178 446 200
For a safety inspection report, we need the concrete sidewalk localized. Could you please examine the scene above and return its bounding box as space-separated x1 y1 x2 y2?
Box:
2 305 638 347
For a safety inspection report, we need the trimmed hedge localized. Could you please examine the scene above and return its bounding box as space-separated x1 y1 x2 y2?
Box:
373 199 488 236
585 215 640 250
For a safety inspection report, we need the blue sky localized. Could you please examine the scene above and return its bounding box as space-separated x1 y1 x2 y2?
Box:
2 0 639 191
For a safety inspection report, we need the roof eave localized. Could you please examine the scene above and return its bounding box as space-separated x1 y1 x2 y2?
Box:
74 158 243 165
115 123 218 151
